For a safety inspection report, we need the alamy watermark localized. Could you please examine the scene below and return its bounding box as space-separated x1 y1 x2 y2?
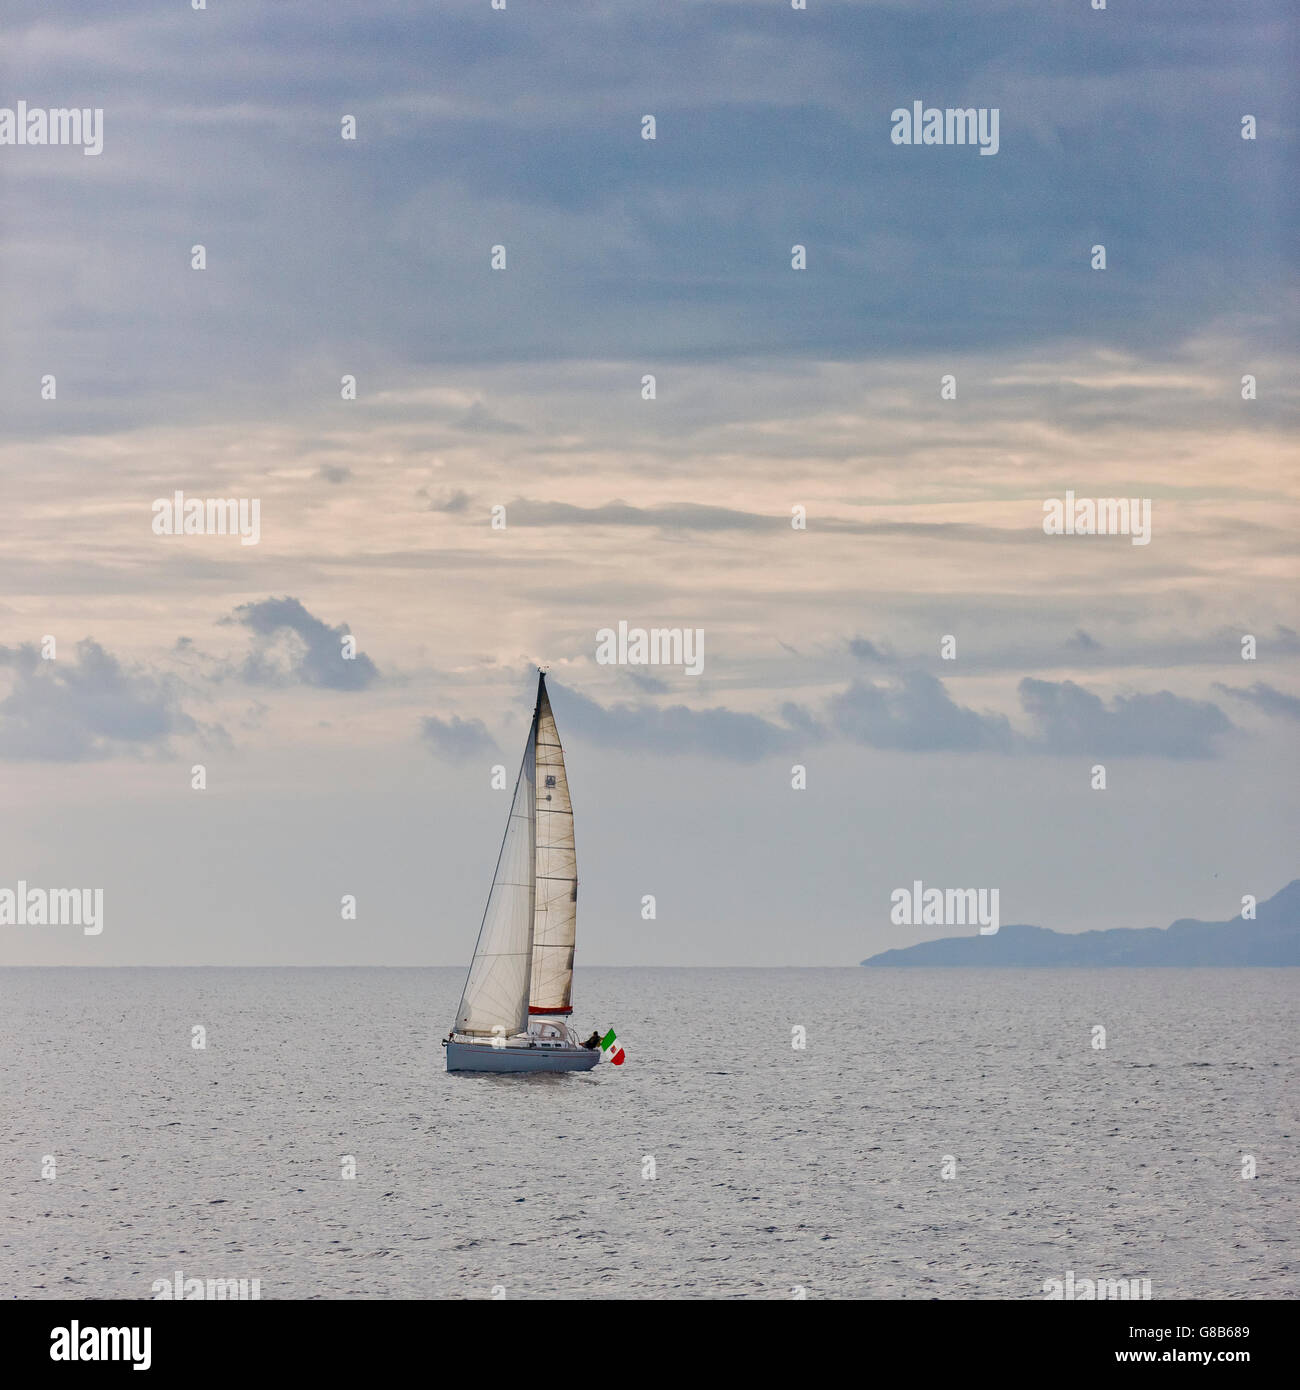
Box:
0 101 103 156
1043 491 1151 546
596 621 704 675
891 102 999 155
1043 1270 1152 1300
0 882 102 935
49 1324 150 1370
152 491 261 545
891 880 999 935
152 1270 261 1300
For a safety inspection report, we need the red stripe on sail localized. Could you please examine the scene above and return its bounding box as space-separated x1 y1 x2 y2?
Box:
528 1005 573 1015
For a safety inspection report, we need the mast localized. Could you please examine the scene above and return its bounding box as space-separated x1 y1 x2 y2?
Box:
529 669 579 1016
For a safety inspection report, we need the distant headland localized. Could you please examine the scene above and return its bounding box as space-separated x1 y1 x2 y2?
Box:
861 879 1300 966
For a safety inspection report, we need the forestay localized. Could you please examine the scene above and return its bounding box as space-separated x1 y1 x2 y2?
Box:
454 708 538 1036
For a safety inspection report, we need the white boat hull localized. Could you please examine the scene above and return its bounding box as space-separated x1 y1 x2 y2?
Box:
446 1038 601 1073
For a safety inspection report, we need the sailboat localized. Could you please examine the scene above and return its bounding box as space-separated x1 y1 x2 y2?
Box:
444 670 603 1073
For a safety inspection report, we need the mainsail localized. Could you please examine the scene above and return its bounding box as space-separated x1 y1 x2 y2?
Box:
454 700 538 1037
530 676 577 1015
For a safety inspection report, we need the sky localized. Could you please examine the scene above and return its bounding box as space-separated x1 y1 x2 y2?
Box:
1 0 1296 966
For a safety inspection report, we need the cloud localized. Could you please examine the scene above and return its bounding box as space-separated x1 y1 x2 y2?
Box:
848 637 895 664
0 639 196 761
623 668 669 694
1018 678 1231 758
550 681 798 762
426 489 472 514
224 597 379 691
455 402 527 434
316 464 352 484
508 499 780 531
834 624 1299 679
778 700 827 740
503 499 1061 546
552 667 1239 763
827 671 1014 753
1213 681 1300 722
2 0 1290 444
420 714 498 762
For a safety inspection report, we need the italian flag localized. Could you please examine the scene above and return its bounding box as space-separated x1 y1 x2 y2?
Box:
601 1028 625 1066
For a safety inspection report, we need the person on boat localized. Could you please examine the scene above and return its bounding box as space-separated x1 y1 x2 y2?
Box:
582 1030 601 1050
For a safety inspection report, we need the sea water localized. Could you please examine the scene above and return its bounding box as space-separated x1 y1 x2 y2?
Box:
1 966 1293 1299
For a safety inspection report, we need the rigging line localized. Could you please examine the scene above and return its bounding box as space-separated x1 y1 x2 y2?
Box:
456 702 539 1033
